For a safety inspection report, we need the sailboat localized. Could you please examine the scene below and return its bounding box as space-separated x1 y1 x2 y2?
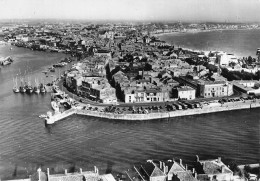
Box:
26 76 33 94
13 76 19 93
40 78 46 93
19 77 26 93
34 78 40 94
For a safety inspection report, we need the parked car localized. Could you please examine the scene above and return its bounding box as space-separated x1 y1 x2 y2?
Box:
185 102 195 109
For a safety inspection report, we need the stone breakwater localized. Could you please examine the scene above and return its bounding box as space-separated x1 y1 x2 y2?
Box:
45 101 260 124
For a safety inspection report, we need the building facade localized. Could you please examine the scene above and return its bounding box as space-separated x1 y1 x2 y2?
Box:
173 86 196 100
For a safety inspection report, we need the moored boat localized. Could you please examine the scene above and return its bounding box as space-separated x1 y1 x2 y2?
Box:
34 86 40 94
40 83 46 93
13 87 19 93
13 77 19 93
34 78 40 93
26 77 33 94
19 77 26 93
19 86 26 93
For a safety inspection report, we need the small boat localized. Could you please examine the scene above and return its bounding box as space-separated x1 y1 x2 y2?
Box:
19 77 26 93
34 86 40 94
13 77 19 93
39 114 47 118
26 78 33 94
2 60 11 66
19 86 26 93
34 78 40 93
13 87 19 93
40 83 46 93
25 85 33 93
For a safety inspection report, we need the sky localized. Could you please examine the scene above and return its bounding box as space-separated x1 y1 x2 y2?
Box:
0 0 260 22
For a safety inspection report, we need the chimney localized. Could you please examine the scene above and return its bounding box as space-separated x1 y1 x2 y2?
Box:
165 166 168 173
94 166 97 173
196 155 199 162
64 169 67 175
218 157 221 163
37 168 41 181
194 172 197 179
185 164 188 171
47 168 50 178
192 168 195 174
221 165 225 173
80 168 82 174
159 161 162 169
179 159 182 166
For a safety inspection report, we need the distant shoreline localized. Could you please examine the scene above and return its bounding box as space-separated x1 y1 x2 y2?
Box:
152 28 260 37
155 28 260 58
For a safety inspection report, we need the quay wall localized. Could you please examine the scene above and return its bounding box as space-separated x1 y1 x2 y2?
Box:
47 101 260 124
75 101 260 121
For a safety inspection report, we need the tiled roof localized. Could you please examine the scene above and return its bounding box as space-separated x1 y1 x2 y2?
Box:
168 161 185 174
49 172 99 181
31 171 47 181
200 160 233 175
150 166 166 177
176 171 198 181
141 162 155 176
49 175 83 181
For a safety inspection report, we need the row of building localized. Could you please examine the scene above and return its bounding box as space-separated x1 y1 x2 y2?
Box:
3 166 116 181
129 156 235 181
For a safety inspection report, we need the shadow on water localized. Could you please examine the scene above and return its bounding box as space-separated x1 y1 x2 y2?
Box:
12 164 17 177
68 164 76 173
105 161 114 174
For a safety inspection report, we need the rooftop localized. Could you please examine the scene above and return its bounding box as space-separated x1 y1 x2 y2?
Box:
199 158 233 175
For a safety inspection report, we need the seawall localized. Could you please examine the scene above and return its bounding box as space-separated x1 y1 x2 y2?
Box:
46 101 260 124
76 101 260 121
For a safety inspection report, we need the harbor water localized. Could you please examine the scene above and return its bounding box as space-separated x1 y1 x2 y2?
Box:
159 29 260 58
0 30 259 179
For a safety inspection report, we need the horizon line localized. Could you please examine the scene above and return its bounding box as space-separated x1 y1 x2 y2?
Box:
0 18 260 24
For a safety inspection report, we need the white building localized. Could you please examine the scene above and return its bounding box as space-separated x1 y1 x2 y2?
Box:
233 80 260 95
173 86 196 100
217 53 238 66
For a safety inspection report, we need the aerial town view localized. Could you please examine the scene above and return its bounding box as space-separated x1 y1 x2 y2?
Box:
0 0 259 181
